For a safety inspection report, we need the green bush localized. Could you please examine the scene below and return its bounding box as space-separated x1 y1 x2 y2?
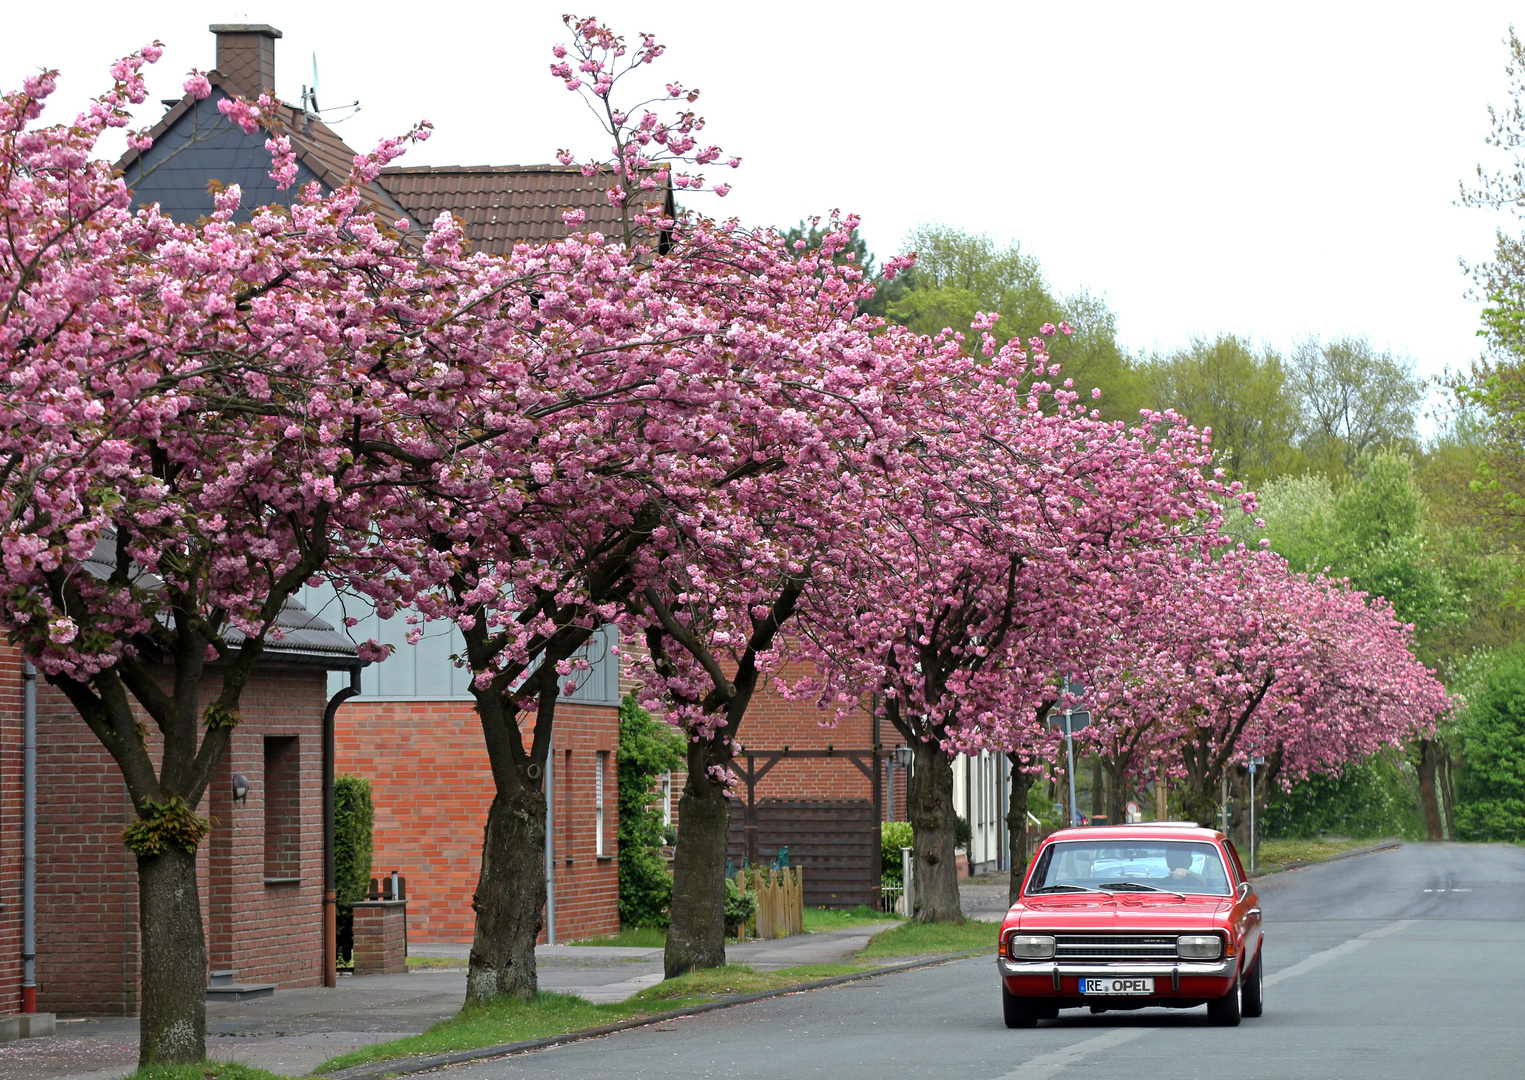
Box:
617 695 685 928
334 774 374 962
955 814 973 850
724 876 758 934
1261 752 1421 840
880 821 913 882
1452 645 1525 841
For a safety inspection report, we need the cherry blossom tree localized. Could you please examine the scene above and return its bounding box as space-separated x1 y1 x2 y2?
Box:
0 50 452 1064
785 324 1234 920
1081 546 1451 833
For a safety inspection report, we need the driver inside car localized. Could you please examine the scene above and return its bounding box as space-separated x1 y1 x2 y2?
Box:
1165 848 1208 889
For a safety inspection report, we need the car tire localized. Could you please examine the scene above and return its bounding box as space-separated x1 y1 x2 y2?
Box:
1002 982 1039 1028
1207 971 1243 1027
1241 948 1264 1018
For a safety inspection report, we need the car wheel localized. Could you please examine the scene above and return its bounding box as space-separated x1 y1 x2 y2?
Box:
1206 972 1243 1027
1002 982 1039 1028
1241 948 1264 1018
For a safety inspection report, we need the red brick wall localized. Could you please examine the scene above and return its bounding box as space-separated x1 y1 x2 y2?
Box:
31 661 328 1014
335 699 619 944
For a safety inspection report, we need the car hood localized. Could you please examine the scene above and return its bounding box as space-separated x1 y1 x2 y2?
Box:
1009 894 1232 930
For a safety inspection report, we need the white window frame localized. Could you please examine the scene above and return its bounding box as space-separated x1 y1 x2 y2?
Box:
596 751 609 857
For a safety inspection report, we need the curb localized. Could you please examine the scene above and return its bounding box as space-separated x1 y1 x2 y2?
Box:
321 950 987 1080
1249 839 1402 879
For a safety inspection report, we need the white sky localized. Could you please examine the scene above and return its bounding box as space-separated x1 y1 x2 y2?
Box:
3 1 1522 388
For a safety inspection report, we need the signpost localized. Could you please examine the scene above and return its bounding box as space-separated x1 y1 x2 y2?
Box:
1051 678 1090 827
1125 800 1141 824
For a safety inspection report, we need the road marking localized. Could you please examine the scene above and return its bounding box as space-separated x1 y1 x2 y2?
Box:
990 919 1415 1079
1263 919 1417 988
991 1028 1153 1079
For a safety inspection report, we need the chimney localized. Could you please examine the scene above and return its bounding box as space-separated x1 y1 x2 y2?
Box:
209 23 282 97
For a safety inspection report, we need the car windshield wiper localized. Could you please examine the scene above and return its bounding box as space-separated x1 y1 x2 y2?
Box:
1097 881 1186 899
1029 884 1094 893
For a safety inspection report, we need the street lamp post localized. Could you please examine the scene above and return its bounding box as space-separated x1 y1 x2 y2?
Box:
1054 678 1090 828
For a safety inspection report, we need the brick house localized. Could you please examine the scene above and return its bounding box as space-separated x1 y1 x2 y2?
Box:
0 594 360 1016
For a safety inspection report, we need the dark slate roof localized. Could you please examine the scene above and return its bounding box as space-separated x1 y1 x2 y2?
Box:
82 537 360 669
116 72 412 227
377 164 674 254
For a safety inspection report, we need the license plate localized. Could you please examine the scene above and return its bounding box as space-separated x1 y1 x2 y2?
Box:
1079 977 1154 995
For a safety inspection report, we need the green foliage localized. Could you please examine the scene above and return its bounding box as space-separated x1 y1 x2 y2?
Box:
1451 643 1525 841
334 773 374 964
127 1063 291 1080
954 813 972 850
1140 334 1302 488
724 875 758 934
880 821 913 882
122 795 211 856
884 224 1144 421
616 695 683 928
1289 335 1422 476
1257 451 1483 650
1261 752 1423 840
335 774 374 904
199 702 242 730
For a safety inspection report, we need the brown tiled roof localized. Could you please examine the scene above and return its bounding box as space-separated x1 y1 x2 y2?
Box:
115 71 412 226
377 165 674 254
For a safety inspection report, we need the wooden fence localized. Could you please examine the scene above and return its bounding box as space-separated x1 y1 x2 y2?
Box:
736 866 804 940
726 798 879 908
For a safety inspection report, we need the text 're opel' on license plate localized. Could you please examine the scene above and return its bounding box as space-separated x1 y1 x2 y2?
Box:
1079 977 1154 995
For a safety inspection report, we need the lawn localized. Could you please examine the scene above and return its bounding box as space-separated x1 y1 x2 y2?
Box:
406 955 468 969
1253 837 1378 870
566 926 668 949
567 908 899 949
624 962 866 1003
856 918 999 958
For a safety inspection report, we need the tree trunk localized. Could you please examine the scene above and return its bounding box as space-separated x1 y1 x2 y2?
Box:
136 847 207 1066
1104 757 1130 826
1417 739 1445 841
664 753 731 978
1005 758 1038 904
466 786 547 1004
908 740 963 922
1090 756 1105 819
1180 777 1219 830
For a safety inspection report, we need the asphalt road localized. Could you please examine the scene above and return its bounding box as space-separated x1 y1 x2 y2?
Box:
436 842 1525 1080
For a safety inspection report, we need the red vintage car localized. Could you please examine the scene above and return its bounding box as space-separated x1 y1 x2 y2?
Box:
997 823 1263 1028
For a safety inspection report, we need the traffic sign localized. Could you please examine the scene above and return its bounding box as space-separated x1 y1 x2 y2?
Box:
1125 800 1141 823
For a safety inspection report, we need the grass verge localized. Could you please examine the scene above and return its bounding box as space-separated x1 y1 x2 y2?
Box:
1253 837 1381 870
565 926 667 949
127 1065 289 1080
405 955 467 970
857 918 998 958
319 963 868 1074
802 905 902 931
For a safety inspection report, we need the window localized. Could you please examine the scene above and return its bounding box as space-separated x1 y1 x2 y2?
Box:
263 736 301 882
595 751 609 857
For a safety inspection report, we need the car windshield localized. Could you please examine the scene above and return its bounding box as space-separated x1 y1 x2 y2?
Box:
1026 840 1232 897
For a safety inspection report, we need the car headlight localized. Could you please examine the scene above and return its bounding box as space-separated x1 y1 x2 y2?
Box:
1176 934 1223 960
1008 934 1056 959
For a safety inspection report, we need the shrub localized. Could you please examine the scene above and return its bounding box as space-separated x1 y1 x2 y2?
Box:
1261 751 1422 840
724 875 758 934
1452 645 1525 842
334 774 374 962
617 695 685 928
880 821 913 882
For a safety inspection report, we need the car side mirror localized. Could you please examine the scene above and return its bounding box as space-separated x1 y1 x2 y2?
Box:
1239 881 1250 899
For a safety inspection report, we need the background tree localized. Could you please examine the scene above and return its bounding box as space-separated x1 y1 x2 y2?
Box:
1289 335 1423 476
1140 334 1302 488
1448 642 1525 840
885 225 1145 420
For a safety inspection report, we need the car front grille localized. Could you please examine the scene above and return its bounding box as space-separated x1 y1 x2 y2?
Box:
1053 933 1183 962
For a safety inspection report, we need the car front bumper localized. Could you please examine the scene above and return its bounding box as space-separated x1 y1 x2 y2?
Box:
997 958 1237 998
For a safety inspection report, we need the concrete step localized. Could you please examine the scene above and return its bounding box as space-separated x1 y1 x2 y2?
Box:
209 969 239 988
0 1014 56 1041
206 982 276 1002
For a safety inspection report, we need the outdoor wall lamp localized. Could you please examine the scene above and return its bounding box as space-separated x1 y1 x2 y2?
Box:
232 773 250 803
